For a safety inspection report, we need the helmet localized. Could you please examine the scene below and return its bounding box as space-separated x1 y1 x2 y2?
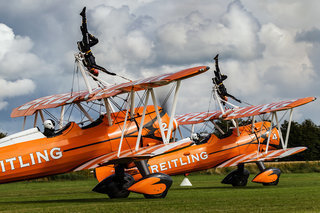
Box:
44 119 55 130
190 133 199 141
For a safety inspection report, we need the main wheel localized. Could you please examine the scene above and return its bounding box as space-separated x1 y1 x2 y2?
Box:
107 173 135 199
232 174 249 187
92 173 135 199
222 168 249 187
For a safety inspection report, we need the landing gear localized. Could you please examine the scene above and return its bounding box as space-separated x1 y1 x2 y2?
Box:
93 160 173 199
252 161 281 186
221 164 249 187
92 164 134 198
128 160 173 199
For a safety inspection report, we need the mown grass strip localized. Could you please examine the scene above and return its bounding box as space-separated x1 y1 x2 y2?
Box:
0 173 319 212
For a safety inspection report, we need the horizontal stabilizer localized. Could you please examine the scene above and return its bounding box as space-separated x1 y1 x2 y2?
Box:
73 139 193 171
217 147 307 168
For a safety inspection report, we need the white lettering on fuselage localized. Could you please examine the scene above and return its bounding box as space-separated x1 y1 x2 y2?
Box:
150 151 208 173
0 147 63 173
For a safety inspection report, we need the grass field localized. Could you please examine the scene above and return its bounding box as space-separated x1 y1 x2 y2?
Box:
0 173 319 213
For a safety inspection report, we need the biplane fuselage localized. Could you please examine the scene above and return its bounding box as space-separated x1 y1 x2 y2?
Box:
95 121 281 181
146 122 279 176
0 106 172 184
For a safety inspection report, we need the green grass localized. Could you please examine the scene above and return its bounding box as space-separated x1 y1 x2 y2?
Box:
0 173 320 212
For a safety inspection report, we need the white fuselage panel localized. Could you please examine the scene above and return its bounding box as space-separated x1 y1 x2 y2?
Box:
0 128 46 148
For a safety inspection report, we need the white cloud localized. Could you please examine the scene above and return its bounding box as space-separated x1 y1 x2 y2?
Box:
0 23 48 79
0 78 35 110
0 24 37 110
0 0 319 134
0 78 35 98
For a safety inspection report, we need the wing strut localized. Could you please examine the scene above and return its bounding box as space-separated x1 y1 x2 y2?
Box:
117 91 133 157
190 124 195 137
211 121 225 134
135 89 151 151
150 88 168 144
166 80 181 142
130 90 135 118
33 111 38 128
103 98 113 126
22 116 26 130
167 80 181 142
251 116 255 133
75 53 93 94
76 103 94 122
265 113 274 153
274 112 285 149
59 106 65 129
284 109 294 149
39 110 44 122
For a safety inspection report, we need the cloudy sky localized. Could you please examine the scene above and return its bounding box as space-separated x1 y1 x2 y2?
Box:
0 0 319 134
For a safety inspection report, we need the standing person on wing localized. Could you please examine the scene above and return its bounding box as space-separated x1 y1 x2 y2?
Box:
78 7 116 77
212 54 241 105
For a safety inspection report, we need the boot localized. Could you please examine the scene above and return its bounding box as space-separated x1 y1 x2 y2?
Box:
80 7 86 17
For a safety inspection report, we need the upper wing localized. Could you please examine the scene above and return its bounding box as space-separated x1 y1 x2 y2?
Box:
221 97 316 120
11 66 209 118
175 97 316 125
73 138 193 171
217 146 307 168
88 66 209 101
175 111 222 125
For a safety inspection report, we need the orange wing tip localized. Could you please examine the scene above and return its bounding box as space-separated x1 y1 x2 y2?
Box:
128 173 172 196
252 168 281 184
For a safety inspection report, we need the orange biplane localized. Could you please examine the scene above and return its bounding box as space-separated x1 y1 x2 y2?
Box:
0 45 211 198
95 55 316 187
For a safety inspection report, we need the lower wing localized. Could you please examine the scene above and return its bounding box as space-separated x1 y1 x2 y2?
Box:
73 139 193 171
217 147 307 168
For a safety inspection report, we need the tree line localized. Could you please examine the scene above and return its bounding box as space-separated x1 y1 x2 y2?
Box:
281 119 320 161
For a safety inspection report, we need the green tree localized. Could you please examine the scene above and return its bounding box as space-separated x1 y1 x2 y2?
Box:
281 119 320 161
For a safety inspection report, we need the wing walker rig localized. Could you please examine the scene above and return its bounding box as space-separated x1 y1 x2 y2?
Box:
172 54 314 187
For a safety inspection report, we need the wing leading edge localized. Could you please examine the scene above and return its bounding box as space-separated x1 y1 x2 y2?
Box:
217 146 307 168
11 66 209 118
175 97 316 125
73 139 193 171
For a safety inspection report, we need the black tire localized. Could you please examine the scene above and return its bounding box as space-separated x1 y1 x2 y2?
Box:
106 174 135 199
232 175 248 187
232 168 249 187
107 181 131 199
